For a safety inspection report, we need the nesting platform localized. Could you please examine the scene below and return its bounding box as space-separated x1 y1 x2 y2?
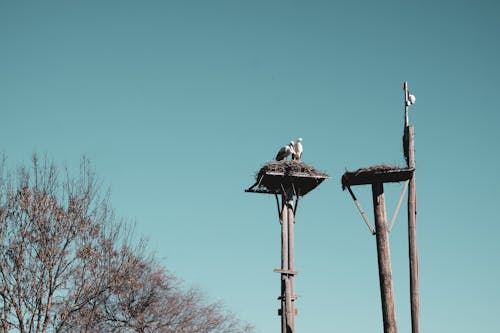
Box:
246 160 329 196
341 164 414 189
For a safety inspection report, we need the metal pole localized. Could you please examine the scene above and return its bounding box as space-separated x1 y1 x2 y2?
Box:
404 81 409 127
372 182 397 333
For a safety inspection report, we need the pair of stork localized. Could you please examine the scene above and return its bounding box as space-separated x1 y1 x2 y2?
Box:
276 138 303 161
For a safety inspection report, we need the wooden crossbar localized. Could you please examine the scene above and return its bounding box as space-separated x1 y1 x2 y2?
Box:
273 269 299 275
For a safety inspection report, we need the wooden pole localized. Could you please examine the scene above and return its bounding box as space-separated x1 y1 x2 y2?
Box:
287 195 295 332
284 278 293 333
404 81 409 127
280 196 288 333
280 195 289 271
372 182 397 333
406 125 419 333
276 191 296 333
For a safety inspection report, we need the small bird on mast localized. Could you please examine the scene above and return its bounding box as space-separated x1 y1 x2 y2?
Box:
404 81 416 106
408 94 416 105
293 138 303 160
403 81 416 127
275 141 296 161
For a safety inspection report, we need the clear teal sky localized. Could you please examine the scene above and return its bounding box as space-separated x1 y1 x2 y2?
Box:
2 1 499 332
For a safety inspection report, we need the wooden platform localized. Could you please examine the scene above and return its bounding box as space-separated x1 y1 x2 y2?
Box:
342 165 414 189
246 171 329 196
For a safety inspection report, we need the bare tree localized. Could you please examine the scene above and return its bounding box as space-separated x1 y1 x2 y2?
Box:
0 155 254 333
71 249 254 333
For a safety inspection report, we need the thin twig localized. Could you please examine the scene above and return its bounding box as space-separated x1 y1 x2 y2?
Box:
248 174 264 190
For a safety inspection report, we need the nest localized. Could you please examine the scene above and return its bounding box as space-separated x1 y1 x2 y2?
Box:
345 164 399 176
256 160 329 180
341 164 412 190
249 160 329 196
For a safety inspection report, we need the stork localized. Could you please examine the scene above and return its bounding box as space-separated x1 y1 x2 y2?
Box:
293 138 303 160
275 141 295 161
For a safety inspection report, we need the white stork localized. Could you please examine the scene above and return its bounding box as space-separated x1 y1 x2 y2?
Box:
293 138 303 160
275 141 295 161
408 94 416 105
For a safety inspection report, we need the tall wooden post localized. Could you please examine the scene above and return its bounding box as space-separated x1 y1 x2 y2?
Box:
246 160 328 333
279 191 296 333
406 126 419 333
280 195 289 333
404 80 420 333
287 195 295 331
372 182 397 333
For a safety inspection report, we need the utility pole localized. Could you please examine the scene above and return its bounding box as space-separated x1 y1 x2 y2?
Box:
404 81 419 333
246 160 328 333
342 81 421 333
372 181 397 333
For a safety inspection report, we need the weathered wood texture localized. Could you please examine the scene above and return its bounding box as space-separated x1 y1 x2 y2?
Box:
246 173 328 196
273 269 298 275
279 192 295 333
372 182 398 333
287 196 296 331
280 196 288 333
281 277 287 333
246 160 329 196
346 185 375 234
281 198 289 271
342 166 414 189
388 180 409 232
406 126 419 333
246 161 328 333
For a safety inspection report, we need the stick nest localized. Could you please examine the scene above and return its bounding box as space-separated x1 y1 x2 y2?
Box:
248 160 329 195
256 160 329 180
341 164 402 190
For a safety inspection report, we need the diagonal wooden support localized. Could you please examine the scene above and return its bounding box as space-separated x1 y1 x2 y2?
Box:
388 180 409 232
346 185 375 235
275 194 282 222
